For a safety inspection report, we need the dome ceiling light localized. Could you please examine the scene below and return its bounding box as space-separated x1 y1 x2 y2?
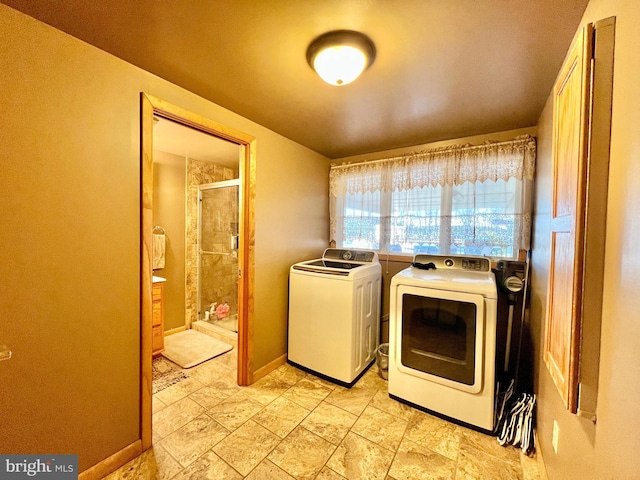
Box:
306 30 376 86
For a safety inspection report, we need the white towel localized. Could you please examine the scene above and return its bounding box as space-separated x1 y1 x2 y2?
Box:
153 233 166 270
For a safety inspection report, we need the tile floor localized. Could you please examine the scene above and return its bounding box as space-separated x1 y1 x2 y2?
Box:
104 350 541 479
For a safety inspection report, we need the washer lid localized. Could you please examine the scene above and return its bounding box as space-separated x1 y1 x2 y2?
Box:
301 259 362 270
292 249 380 277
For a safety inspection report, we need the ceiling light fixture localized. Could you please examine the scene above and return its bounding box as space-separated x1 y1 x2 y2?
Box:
306 30 376 86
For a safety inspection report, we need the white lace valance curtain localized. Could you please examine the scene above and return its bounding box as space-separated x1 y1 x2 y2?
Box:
329 135 536 253
330 135 536 195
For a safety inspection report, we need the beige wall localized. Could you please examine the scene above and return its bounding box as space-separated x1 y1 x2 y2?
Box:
253 138 330 369
152 150 186 331
333 127 538 164
0 4 328 473
531 1 640 478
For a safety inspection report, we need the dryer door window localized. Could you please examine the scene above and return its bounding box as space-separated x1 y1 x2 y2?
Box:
401 294 477 385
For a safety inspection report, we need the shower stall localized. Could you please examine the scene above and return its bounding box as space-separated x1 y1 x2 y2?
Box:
197 179 239 333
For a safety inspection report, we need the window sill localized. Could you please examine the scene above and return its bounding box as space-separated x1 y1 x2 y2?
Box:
378 253 414 263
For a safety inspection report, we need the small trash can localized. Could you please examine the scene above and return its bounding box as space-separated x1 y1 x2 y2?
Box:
376 343 389 380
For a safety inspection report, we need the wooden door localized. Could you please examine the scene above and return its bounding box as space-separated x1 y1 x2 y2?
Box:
544 24 593 413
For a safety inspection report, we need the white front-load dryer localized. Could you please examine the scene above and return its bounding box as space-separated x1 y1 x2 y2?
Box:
389 254 498 431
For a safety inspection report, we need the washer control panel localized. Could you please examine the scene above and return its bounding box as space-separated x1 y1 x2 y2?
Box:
323 248 378 263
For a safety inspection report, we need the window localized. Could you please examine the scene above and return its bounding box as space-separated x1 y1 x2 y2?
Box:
330 136 535 258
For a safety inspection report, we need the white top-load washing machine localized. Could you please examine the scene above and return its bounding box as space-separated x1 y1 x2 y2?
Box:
389 254 498 431
288 248 381 387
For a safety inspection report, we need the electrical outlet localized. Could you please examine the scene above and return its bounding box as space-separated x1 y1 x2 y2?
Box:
552 420 560 454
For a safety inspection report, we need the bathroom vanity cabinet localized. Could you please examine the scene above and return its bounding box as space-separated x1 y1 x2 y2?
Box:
152 282 165 355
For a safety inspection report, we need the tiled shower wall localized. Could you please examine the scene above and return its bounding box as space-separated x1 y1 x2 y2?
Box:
185 158 237 328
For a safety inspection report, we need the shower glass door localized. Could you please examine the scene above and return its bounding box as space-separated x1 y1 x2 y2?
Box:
198 180 239 332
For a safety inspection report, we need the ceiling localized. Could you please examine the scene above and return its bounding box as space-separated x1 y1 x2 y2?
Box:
3 0 589 159
153 117 240 169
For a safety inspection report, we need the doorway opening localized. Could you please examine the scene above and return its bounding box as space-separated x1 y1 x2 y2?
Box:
140 93 256 450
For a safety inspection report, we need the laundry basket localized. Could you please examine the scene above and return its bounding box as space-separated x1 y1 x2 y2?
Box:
376 343 389 380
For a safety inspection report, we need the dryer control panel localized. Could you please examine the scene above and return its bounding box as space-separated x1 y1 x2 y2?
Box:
413 254 491 272
461 258 490 271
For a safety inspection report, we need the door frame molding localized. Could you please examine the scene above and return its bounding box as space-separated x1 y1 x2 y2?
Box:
140 93 255 450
